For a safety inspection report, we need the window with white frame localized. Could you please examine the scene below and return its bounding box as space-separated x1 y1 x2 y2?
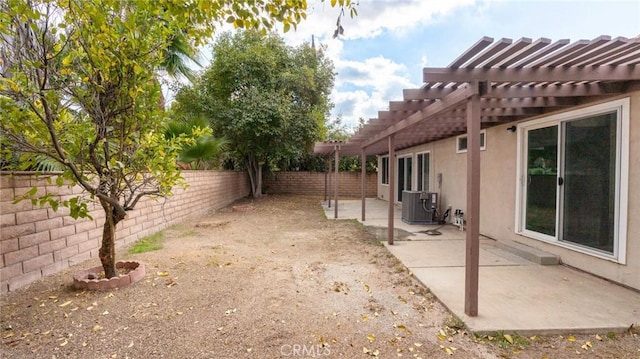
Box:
416 152 430 192
456 130 486 153
380 156 389 185
515 98 629 263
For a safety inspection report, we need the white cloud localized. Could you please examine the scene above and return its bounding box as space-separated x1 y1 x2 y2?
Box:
331 56 417 128
420 55 428 67
279 0 477 129
285 0 477 43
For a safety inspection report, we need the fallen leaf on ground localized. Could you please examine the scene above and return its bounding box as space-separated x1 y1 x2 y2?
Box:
503 334 514 344
394 324 412 334
567 335 576 342
59 300 72 307
367 333 375 342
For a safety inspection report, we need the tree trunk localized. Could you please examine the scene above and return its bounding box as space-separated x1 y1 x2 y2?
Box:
98 209 117 278
246 154 263 198
254 164 263 198
98 199 126 278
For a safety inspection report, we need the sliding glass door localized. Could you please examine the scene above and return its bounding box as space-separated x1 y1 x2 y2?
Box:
396 156 412 202
524 126 558 237
561 112 617 253
519 101 626 260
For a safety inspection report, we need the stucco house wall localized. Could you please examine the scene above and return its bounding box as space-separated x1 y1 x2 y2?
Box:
377 92 639 290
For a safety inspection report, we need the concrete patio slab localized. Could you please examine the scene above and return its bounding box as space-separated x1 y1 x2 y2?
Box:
323 198 640 334
381 239 529 268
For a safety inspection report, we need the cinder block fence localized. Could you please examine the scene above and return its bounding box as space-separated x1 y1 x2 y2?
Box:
0 170 375 293
264 171 377 197
0 171 250 293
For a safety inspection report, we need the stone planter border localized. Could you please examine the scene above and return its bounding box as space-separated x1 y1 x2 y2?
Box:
73 260 145 291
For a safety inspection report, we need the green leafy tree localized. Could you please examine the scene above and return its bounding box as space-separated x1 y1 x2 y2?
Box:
164 116 228 170
0 0 316 278
172 30 335 198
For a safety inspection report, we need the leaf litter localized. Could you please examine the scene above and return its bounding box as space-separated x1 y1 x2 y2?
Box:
1 195 638 358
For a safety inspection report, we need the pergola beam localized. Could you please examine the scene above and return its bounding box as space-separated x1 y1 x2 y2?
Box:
390 97 575 114
404 81 629 101
403 87 459 100
362 85 477 148
423 65 640 83
389 99 434 111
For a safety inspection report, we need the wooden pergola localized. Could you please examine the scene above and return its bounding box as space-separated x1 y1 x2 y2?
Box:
314 35 640 317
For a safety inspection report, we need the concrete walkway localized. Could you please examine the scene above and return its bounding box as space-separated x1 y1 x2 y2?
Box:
322 198 640 334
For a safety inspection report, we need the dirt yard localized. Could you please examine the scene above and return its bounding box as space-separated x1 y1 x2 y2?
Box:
1 195 638 358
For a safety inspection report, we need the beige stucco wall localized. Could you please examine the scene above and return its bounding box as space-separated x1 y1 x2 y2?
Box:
377 92 640 290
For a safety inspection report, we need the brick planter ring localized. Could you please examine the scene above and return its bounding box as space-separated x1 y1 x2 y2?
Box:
73 261 145 291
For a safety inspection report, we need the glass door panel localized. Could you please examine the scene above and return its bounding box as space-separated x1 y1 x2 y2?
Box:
525 126 558 236
561 112 617 253
396 157 412 202
417 153 429 192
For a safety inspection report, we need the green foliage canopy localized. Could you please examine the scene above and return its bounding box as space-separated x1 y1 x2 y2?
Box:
171 30 336 197
0 0 317 277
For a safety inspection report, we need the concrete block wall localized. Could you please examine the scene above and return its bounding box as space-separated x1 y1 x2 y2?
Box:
264 171 377 197
0 171 250 293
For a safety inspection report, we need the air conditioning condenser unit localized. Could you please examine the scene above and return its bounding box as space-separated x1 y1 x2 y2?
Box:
401 191 439 225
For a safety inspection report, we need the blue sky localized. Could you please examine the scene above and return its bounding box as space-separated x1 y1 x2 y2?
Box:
277 0 640 129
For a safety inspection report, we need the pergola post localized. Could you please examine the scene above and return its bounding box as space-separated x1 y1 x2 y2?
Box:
324 158 328 203
327 157 332 208
387 135 395 245
361 149 366 221
334 145 340 219
465 81 482 317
